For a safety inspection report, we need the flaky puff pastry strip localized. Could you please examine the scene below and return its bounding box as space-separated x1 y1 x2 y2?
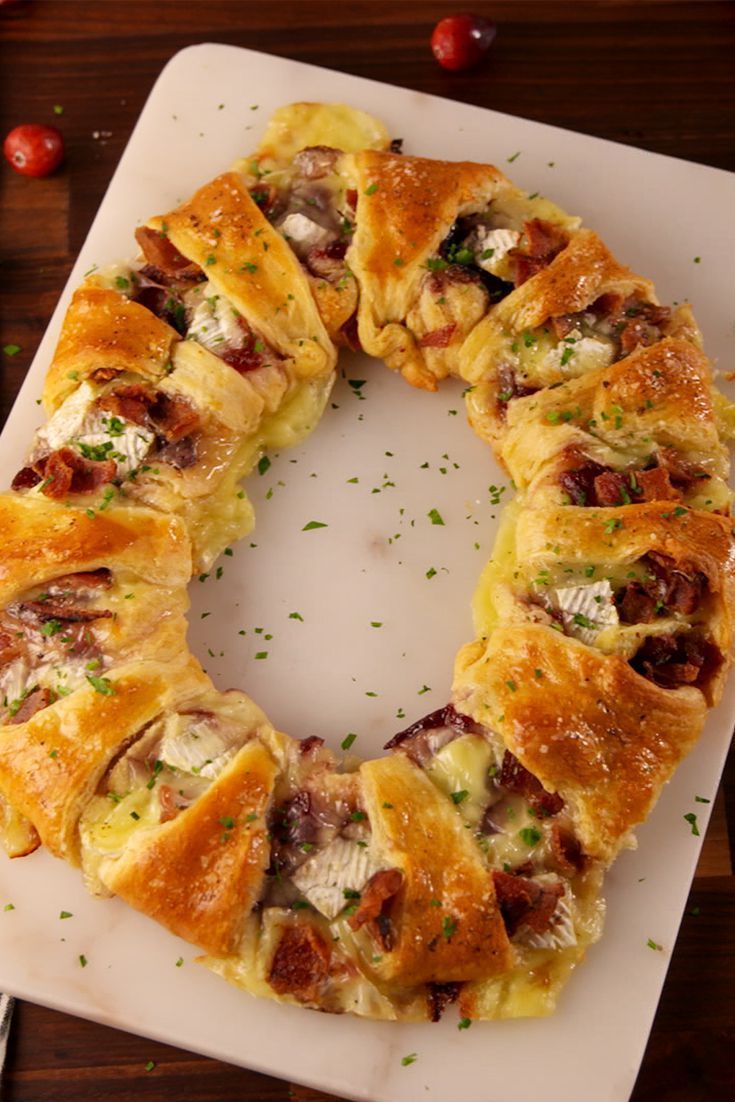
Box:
453 624 708 866
16 284 331 568
42 287 179 416
348 150 577 390
143 171 336 383
81 686 279 958
461 231 701 451
0 495 193 857
500 338 731 511
0 657 209 865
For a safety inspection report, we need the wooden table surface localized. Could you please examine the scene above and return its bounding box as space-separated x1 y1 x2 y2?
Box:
0 2 733 1099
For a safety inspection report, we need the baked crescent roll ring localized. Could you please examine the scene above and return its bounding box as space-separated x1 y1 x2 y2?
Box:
452 625 708 864
461 230 701 451
498 338 731 514
349 149 580 391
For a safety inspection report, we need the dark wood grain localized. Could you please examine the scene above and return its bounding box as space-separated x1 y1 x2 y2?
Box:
1 3 734 1100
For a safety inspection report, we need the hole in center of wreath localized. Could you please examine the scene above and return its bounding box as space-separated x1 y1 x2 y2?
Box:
188 359 505 757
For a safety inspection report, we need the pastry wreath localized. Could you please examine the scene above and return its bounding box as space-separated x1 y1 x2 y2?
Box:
0 102 733 1025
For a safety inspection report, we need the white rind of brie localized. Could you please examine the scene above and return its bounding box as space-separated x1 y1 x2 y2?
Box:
292 836 381 920
158 713 238 779
278 211 333 255
551 580 618 645
474 226 521 275
517 884 577 951
185 282 245 355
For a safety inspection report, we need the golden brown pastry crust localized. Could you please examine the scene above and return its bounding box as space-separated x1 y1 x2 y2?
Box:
360 754 513 984
349 150 510 390
101 737 277 956
145 172 336 381
501 338 730 500
453 626 708 864
0 493 191 605
43 287 179 415
0 659 208 864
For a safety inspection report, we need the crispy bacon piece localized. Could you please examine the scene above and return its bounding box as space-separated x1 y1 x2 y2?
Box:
593 470 633 507
617 582 658 624
634 466 681 503
98 385 199 443
492 870 564 937
617 553 706 624
558 454 607 506
592 293 671 356
268 923 332 1004
96 384 152 426
550 824 587 875
631 633 721 689
135 226 204 283
417 323 457 349
36 447 116 498
348 868 403 933
496 363 537 409
510 219 569 286
134 282 188 334
6 687 55 726
90 366 120 384
149 392 199 442
426 982 462 1023
48 569 112 593
384 703 478 766
551 313 582 339
647 552 707 615
499 751 564 817
16 600 113 624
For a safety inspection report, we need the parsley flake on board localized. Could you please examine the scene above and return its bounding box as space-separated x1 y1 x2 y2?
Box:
341 732 357 751
302 520 327 530
683 812 700 836
257 455 271 475
427 508 445 525
401 1053 418 1067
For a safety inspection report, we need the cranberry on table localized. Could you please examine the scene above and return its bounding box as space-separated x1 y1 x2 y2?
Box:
3 124 64 177
430 12 497 72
